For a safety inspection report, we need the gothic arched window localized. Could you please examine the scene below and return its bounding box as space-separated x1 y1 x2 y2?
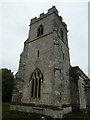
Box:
30 68 43 98
37 25 43 37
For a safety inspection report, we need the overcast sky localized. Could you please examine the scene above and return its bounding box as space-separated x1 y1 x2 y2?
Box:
0 1 89 77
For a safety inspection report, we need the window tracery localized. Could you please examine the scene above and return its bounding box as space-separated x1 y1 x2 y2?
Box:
30 68 43 98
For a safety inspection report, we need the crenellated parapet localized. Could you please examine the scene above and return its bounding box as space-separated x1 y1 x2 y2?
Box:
30 6 67 30
48 5 58 14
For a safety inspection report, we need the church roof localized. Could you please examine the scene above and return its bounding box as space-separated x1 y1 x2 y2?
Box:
70 66 90 81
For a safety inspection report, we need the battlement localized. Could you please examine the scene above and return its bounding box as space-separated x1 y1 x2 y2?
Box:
30 6 58 24
30 6 67 30
40 13 44 18
48 6 58 14
31 17 37 24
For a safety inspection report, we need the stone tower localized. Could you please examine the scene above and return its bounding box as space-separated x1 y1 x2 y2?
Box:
10 6 72 118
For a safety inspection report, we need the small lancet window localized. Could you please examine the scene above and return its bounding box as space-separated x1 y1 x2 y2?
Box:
37 25 43 37
63 52 65 60
37 50 40 57
61 28 64 39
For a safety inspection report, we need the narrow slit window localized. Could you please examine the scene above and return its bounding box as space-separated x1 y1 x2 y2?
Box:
63 52 65 60
37 50 40 57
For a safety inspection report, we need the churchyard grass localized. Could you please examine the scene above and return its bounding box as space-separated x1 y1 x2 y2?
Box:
2 102 35 120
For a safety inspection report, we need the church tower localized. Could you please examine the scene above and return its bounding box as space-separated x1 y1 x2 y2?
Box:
10 6 72 118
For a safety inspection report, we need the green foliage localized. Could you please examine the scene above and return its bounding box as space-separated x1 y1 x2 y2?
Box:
2 68 15 102
2 102 10 115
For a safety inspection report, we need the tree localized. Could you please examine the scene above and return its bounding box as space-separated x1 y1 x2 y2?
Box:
2 68 15 102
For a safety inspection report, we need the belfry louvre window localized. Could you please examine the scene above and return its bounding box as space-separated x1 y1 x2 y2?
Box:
30 68 43 98
37 25 43 37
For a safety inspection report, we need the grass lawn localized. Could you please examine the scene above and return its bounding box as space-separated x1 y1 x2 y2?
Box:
2 102 38 120
2 102 90 120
